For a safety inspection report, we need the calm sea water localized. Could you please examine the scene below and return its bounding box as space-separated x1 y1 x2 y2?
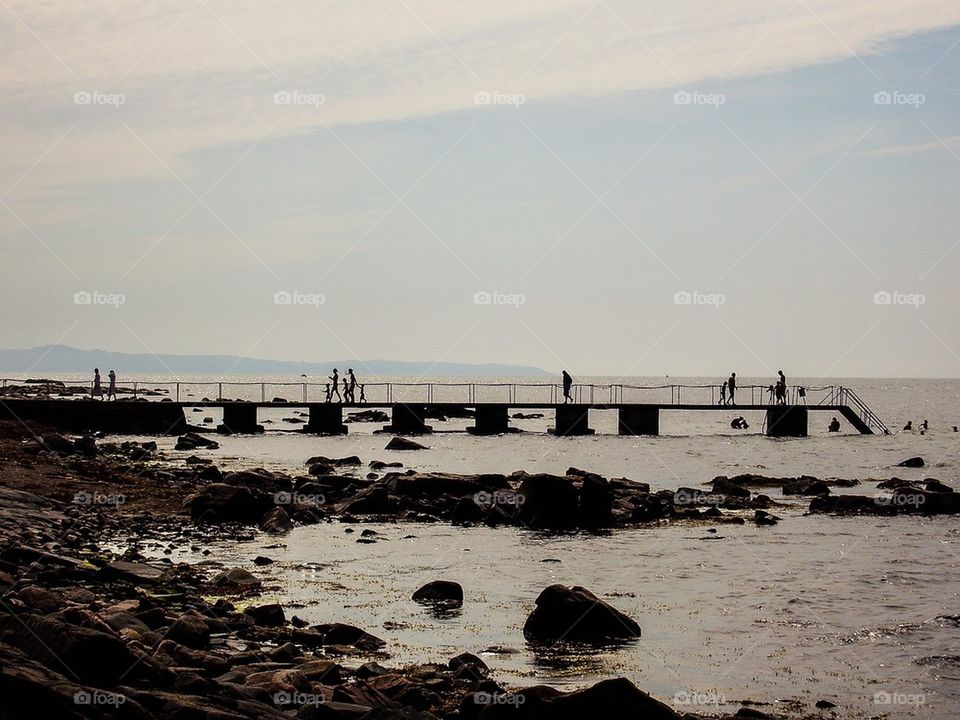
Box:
43 374 958 719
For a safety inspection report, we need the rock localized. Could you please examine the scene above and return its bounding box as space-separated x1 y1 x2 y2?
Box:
451 497 484 524
579 475 614 528
167 613 211 649
815 699 837 709
209 567 262 593
370 460 403 470
244 603 286 627
307 455 362 467
260 507 293 533
926 478 954 493
39 433 77 455
897 456 925 468
710 477 752 497
99 560 166 585
385 437 429 451
412 580 463 607
753 510 780 525
185 483 273 524
517 475 579 530
781 478 830 495
523 585 641 643
175 432 220 451
449 652 489 680
254 555 274 566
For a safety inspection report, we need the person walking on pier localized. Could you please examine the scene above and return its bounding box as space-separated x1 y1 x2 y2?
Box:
92 368 104 400
775 370 787 405
358 384 366 404
562 370 573 403
107 370 117 401
718 380 727 405
347 369 358 403
329 369 342 402
727 372 737 406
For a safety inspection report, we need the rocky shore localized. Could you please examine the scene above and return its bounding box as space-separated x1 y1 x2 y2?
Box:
0 421 952 719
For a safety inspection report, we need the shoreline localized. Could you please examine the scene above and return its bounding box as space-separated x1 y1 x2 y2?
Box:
1 421 955 719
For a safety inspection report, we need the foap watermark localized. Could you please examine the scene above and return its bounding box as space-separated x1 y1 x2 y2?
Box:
73 491 126 507
474 290 526 308
74 690 126 707
874 691 926 707
673 690 724 707
74 90 125 108
873 290 925 308
875 491 926 509
674 290 725 308
274 691 324 707
674 90 725 108
474 91 525 107
873 90 925 108
274 290 325 308
274 491 325 506
473 692 525 707
74 290 126 308
273 90 325 108
674 489 722 507
474 490 525 508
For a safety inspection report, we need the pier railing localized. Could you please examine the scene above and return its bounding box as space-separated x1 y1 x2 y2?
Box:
0 378 844 408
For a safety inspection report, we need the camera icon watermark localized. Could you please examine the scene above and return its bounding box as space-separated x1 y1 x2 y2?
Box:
273 691 323 706
875 491 925 508
473 692 525 707
873 290 925 308
674 290 725 308
874 691 925 706
674 90 725 107
674 489 722 507
73 90 126 108
274 491 325 506
73 290 126 308
473 290 526 308
673 690 724 707
474 91 526 107
474 490 525 507
273 290 325 308
74 690 126 707
873 90 925 108
73 491 126 506
273 90 325 108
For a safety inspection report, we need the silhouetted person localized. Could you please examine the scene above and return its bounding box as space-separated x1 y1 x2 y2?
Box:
324 383 332 403
953 426 958 432
731 416 749 429
718 381 727 405
107 370 117 401
922 419 929 431
828 417 841 432
797 386 806 404
766 385 775 404
92 368 103 400
776 370 787 405
329 369 342 402
902 420 913 432
347 369 358 403
728 372 737 406
342 377 349 401
358 384 366 404
562 370 573 403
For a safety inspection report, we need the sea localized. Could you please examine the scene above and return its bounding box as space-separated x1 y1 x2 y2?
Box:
15 374 959 718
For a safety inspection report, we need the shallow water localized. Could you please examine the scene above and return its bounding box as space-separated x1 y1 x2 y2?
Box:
94 375 959 718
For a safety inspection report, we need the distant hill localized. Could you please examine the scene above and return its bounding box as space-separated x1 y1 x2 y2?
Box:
0 345 549 378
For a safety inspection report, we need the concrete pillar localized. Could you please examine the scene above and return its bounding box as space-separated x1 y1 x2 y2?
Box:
303 404 347 435
218 403 264 434
765 405 807 437
469 405 510 435
618 406 660 436
383 404 433 434
551 405 594 436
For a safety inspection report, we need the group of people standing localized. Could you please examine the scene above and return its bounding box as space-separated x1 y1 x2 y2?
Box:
718 370 791 406
91 368 117 400
325 368 364 404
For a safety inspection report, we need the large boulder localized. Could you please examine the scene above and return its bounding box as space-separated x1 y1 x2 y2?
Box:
259 507 293 533
579 475 614 528
523 585 641 643
897 456 925 468
175 432 220 451
385 437 428 451
185 483 272 524
517 475 579 530
412 581 463 607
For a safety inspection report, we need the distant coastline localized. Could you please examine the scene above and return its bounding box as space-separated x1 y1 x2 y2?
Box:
0 345 549 377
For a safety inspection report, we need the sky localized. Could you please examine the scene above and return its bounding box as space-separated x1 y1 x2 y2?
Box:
1 1 959 377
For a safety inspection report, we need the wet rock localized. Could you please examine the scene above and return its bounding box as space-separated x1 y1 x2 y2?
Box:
517 475 579 530
710 477 752 497
370 460 403 470
412 580 463 607
185 483 273 524
781 478 830 495
245 603 286 627
897 456 925 468
260 507 293 534
451 497 484 524
523 584 641 643
175 432 220 451
579 475 614 528
39 433 77 455
167 613 211 649
209 567 262 593
339 485 399 515
385 437 429 451
753 510 780 525
926 478 953 493
307 455 362 467
254 555 274 566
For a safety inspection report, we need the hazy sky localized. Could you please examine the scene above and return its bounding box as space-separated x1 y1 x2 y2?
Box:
1 1 959 377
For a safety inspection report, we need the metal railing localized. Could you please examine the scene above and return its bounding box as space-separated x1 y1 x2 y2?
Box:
817 385 890 435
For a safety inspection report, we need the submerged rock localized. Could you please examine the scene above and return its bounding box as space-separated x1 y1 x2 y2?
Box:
412 580 463 607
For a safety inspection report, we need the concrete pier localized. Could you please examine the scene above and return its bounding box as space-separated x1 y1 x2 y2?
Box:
468 405 511 435
765 405 808 437
383 404 433 435
0 399 188 435
551 405 594 436
303 404 347 435
218 403 264 434
618 406 660 436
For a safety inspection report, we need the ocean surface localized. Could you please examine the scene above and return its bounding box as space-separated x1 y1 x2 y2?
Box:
21 374 959 718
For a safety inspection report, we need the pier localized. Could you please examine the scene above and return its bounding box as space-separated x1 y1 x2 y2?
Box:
0 381 888 437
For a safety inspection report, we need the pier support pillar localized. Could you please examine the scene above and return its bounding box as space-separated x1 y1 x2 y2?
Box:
468 405 510 435
303 404 347 435
551 405 594 436
618 406 660 436
384 404 433 435
765 405 807 437
218 404 263 434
